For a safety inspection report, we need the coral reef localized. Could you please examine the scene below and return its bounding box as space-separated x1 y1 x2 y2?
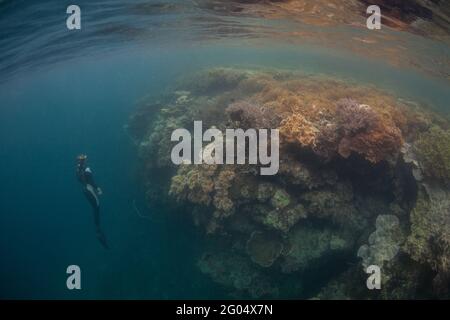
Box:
197 251 278 298
300 182 362 230
128 67 450 299
415 126 450 186
335 98 404 163
280 224 353 274
169 164 237 232
278 155 338 189
258 204 307 234
246 231 283 268
357 214 403 269
169 164 218 206
280 96 404 163
336 98 378 135
226 100 281 129
280 114 319 148
406 185 450 275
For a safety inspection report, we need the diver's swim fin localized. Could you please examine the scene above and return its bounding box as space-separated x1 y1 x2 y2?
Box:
96 232 110 250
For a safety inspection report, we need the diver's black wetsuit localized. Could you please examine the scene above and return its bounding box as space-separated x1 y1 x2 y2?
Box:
76 162 109 249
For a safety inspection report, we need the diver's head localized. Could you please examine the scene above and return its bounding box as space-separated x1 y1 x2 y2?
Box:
77 154 88 165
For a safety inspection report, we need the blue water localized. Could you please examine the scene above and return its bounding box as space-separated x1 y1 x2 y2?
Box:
0 1 449 299
0 50 226 299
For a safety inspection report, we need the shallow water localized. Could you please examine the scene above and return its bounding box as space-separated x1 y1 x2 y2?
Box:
0 1 449 299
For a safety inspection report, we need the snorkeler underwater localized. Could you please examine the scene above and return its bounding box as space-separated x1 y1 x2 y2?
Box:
1 0 450 309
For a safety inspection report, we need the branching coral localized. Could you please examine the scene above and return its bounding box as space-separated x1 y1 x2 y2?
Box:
279 113 320 148
126 102 161 142
337 122 404 163
226 100 281 129
336 98 379 135
406 185 450 274
259 205 307 233
278 96 404 163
